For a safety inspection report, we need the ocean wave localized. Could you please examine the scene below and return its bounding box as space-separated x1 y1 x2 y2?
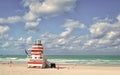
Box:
0 57 28 63
1 57 120 65
48 59 120 65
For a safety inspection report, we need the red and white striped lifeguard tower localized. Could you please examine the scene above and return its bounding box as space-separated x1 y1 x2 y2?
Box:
27 40 49 68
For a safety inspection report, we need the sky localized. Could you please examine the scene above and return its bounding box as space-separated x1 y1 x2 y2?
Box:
0 0 120 55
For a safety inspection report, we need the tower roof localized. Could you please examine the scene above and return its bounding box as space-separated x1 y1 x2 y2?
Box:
35 39 41 44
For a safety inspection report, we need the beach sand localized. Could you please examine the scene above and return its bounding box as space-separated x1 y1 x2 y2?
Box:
0 63 120 75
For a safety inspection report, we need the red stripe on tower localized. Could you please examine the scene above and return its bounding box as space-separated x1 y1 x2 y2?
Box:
31 50 43 52
28 62 42 64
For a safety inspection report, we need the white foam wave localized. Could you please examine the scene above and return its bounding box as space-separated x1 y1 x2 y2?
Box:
0 57 29 63
1 57 120 65
48 59 120 65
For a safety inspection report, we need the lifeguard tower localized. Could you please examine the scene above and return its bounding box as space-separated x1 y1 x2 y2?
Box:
27 40 50 68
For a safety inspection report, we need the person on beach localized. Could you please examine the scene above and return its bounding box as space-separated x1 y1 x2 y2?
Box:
9 60 12 67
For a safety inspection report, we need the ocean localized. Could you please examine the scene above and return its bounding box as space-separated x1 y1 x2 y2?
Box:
0 55 120 66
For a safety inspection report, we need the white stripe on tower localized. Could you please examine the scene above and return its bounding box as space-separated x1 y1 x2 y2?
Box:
32 45 43 47
31 52 41 54
31 55 42 57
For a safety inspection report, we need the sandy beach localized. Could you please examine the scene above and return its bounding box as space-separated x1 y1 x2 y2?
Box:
0 63 120 75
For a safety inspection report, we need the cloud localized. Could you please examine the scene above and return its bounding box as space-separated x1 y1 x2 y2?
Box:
2 42 10 48
90 22 109 38
1 15 120 55
22 0 40 7
23 12 37 21
26 36 33 44
22 0 77 32
14 36 33 49
23 0 77 32
0 0 77 33
23 0 76 17
84 40 95 46
87 15 120 49
58 38 66 45
24 18 41 32
60 19 86 37
1 0 120 55
107 31 120 40
39 32 86 54
0 25 9 34
117 15 120 22
0 34 13 40
0 16 22 24
38 16 120 54
98 39 110 44
52 19 87 51
90 19 120 40
60 28 72 37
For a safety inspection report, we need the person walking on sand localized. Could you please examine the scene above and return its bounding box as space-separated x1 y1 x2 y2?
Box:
9 60 12 67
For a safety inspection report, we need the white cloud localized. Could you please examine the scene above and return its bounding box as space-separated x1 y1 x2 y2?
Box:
14 36 33 49
46 19 86 51
2 42 10 48
88 15 120 49
0 14 39 32
0 0 120 54
58 38 66 45
25 21 38 29
0 34 8 40
22 0 40 7
38 16 120 54
23 12 37 21
0 26 9 34
90 22 109 37
18 37 24 41
22 0 77 32
98 39 110 44
60 28 72 37
73 38 81 44
0 16 22 24
26 36 33 44
9 14 120 54
64 19 86 29
117 15 120 22
107 31 119 39
60 19 86 37
25 18 41 32
35 19 87 53
26 0 76 16
39 32 84 52
84 40 95 46
0 0 77 33
90 19 120 40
